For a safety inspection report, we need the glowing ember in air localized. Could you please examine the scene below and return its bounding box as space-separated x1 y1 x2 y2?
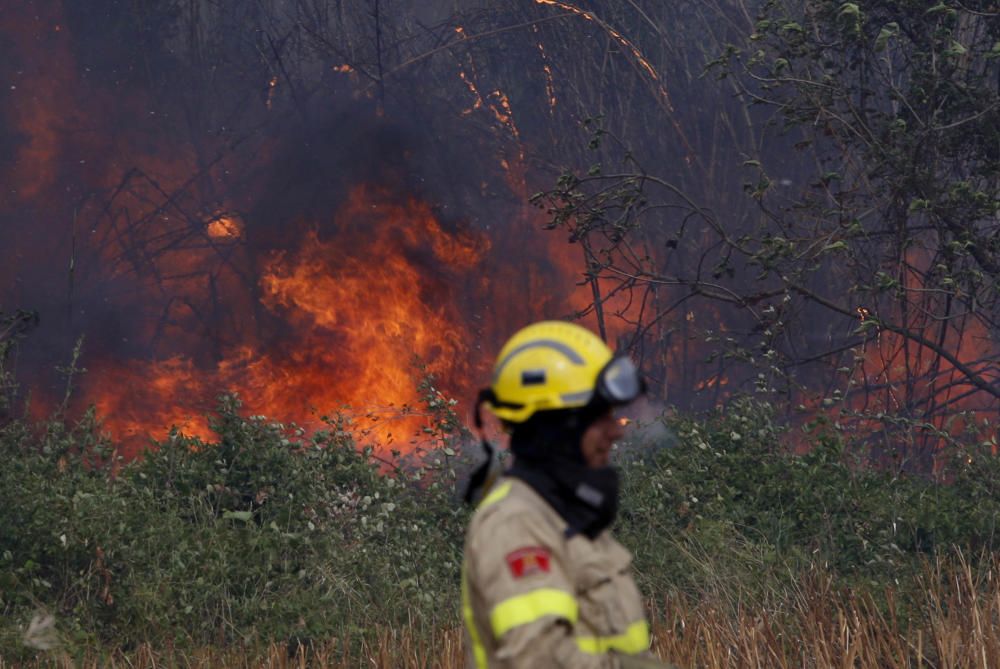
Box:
458 70 485 115
489 90 519 139
265 76 278 109
532 25 557 111
694 375 729 392
207 214 244 240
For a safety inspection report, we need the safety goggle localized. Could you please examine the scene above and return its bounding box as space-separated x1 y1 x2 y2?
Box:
595 356 645 406
473 355 645 430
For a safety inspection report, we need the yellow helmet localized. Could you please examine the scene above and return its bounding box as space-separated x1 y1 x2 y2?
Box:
481 321 642 424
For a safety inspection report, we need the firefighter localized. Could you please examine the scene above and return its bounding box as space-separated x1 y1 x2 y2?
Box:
462 321 670 668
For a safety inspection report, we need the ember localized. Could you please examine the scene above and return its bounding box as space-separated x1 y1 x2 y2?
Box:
207 215 244 240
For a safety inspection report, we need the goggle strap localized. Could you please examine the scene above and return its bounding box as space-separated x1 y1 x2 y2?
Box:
463 436 497 505
473 388 494 430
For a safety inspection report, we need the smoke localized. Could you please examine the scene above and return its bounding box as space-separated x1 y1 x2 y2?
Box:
11 0 989 460
0 1 598 452
616 397 679 462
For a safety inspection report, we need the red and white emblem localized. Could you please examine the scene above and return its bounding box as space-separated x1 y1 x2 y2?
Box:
505 546 551 578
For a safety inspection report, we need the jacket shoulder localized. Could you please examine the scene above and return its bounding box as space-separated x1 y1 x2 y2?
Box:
467 477 563 545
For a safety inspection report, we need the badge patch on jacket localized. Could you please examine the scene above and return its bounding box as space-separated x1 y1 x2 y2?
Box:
505 546 551 578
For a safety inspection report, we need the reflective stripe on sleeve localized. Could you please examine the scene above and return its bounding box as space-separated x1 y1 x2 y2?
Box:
489 588 579 638
463 480 515 667
478 481 512 509
462 563 489 669
576 619 651 655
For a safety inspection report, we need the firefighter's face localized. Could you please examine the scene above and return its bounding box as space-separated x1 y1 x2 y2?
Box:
579 409 624 468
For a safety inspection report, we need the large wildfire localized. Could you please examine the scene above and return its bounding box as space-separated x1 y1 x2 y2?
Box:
0 2 602 456
2 1 996 462
84 187 496 450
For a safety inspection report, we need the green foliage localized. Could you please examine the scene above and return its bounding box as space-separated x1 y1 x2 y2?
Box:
728 0 1000 357
4 388 1000 659
617 398 1000 607
0 395 467 659
530 0 1000 448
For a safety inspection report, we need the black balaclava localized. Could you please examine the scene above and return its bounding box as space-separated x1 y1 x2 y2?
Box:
506 404 619 539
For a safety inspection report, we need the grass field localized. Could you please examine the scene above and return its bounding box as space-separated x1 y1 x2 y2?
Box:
6 552 1000 668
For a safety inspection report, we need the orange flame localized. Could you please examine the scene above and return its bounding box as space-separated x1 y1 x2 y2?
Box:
795 249 999 460
694 375 729 392
81 186 491 455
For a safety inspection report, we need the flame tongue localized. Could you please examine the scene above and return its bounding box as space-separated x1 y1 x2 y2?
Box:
258 186 487 422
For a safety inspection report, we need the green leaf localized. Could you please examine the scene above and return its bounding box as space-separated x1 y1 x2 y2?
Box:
839 3 860 18
925 2 953 15
944 40 967 57
875 22 898 51
223 510 254 522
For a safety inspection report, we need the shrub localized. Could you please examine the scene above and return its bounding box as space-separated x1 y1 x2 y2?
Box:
617 397 1000 612
0 395 467 658
4 390 1000 660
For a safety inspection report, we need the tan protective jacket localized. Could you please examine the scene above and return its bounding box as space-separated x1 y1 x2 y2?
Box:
462 476 650 668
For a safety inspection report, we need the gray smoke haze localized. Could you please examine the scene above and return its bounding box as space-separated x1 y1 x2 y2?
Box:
1 0 790 436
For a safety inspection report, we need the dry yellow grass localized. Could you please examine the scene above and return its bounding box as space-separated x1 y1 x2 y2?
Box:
0 627 467 669
652 552 1000 669
6 553 1000 669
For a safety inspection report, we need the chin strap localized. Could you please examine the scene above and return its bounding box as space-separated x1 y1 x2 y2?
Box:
463 389 505 506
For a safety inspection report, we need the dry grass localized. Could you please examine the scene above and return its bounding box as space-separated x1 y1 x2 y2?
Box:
6 554 1000 668
653 552 1000 668
0 627 467 669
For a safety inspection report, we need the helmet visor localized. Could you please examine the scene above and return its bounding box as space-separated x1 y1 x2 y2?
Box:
596 356 643 405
